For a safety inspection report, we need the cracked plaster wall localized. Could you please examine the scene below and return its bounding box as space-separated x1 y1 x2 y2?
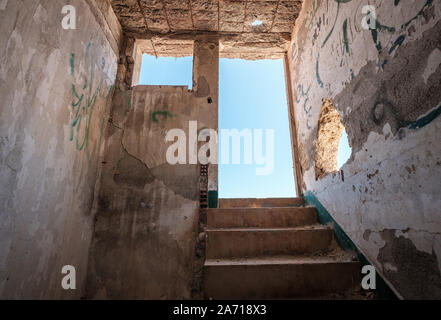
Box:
86 38 219 299
289 0 441 299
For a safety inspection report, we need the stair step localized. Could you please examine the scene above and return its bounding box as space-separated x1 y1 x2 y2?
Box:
206 226 333 259
204 256 360 299
219 197 304 208
207 207 317 228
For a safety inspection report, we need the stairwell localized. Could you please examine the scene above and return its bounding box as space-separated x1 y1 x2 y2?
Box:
203 198 361 299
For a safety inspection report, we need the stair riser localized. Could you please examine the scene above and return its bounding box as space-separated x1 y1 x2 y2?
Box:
207 208 317 229
204 262 361 299
219 198 304 208
206 229 333 259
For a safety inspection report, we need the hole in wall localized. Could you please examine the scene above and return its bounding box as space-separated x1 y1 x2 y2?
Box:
207 97 212 104
315 99 351 179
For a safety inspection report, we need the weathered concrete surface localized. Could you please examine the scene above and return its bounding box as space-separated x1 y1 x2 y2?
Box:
204 199 360 299
0 0 121 298
206 226 334 259
207 207 317 228
218 197 305 208
288 0 441 299
86 38 219 299
204 257 360 299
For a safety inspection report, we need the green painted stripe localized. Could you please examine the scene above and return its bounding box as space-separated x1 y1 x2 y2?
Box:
208 190 218 209
304 191 398 300
304 191 356 251
409 104 441 130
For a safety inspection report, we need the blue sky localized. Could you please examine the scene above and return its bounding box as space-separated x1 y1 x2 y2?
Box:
217 58 295 198
139 54 351 198
139 55 193 89
338 130 351 169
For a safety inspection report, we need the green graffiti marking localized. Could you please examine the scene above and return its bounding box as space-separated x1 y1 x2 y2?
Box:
98 85 115 156
320 0 352 48
70 53 75 76
389 35 406 54
296 83 311 103
370 20 396 54
316 55 324 88
69 43 109 163
375 20 396 34
304 0 319 41
409 104 441 130
316 0 433 88
296 83 313 129
322 2 341 48
151 110 174 123
316 0 350 86
402 0 433 29
370 0 433 54
343 19 350 55
370 29 382 53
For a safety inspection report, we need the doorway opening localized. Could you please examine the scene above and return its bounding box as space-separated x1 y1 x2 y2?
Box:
219 59 296 198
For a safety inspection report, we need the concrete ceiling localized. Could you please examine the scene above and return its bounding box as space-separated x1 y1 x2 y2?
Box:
110 0 303 59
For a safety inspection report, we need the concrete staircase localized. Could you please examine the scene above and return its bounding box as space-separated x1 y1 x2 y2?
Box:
203 198 361 299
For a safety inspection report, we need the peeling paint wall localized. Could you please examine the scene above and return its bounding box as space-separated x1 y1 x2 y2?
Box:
289 0 441 299
86 38 219 299
0 0 121 298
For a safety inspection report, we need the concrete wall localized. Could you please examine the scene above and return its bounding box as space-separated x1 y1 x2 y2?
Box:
86 38 219 299
288 0 441 299
0 0 121 298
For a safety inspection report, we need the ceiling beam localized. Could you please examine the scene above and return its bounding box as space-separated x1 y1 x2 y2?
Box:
189 0 195 30
269 0 281 32
162 1 172 32
242 0 248 32
135 0 157 58
125 30 291 42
